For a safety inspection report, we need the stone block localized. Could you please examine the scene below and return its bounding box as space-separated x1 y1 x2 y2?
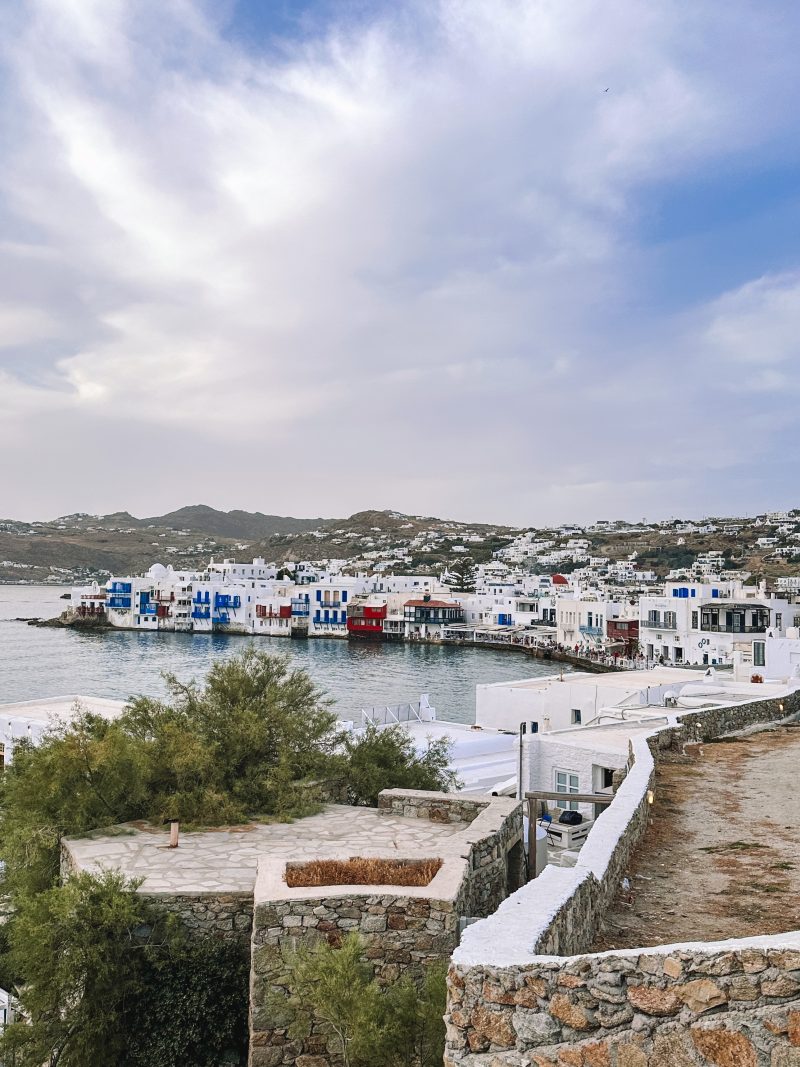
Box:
763 976 800 998
549 993 597 1031
582 1040 612 1067
483 981 517 1006
675 978 727 1014
511 1008 560 1045
663 957 683 979
728 976 759 1001
556 1050 582 1066
250 1048 284 1067
626 985 680 1017
650 1032 696 1067
691 1028 757 1067
360 915 387 933
614 1044 647 1067
790 1011 800 1046
471 1005 516 1048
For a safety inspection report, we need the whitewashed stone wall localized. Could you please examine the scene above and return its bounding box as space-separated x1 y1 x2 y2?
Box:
444 691 800 1066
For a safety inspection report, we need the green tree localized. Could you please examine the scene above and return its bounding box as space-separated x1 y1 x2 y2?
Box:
343 723 459 806
120 647 340 822
0 871 169 1067
448 556 477 592
0 650 343 902
280 933 447 1067
0 872 249 1067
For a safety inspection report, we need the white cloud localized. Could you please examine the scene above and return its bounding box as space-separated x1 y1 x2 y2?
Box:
0 0 798 522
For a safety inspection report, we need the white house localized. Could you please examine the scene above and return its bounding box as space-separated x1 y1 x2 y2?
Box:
639 579 797 666
0 696 125 767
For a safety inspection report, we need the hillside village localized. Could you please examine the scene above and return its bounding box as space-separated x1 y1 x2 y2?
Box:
46 505 800 675
4 505 800 590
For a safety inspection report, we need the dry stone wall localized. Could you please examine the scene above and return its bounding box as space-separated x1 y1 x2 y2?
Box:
147 892 254 943
446 937 800 1065
377 789 497 824
250 790 523 1067
445 690 800 1066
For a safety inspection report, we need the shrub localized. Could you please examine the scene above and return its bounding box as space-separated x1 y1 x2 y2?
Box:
343 723 459 806
0 871 249 1067
285 856 442 887
279 932 447 1067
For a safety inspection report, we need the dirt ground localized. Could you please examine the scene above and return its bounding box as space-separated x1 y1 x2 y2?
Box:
592 724 800 952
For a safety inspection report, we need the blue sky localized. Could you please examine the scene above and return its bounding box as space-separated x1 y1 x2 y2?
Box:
0 0 799 525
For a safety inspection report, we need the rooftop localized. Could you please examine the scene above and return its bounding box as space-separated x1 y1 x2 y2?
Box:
1 694 126 725
64 802 499 895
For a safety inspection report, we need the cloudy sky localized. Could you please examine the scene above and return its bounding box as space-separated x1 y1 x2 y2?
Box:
1 0 799 526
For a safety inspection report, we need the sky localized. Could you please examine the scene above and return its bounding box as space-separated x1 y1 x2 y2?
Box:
1 0 799 527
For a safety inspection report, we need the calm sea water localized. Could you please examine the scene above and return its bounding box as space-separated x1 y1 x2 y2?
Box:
0 586 561 725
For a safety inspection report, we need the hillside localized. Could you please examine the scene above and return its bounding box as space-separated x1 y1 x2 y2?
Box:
1 504 798 587
140 505 324 540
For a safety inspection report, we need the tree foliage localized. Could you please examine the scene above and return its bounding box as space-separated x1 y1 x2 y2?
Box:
0 649 457 1066
0 649 341 899
342 723 459 806
281 932 446 1067
447 556 477 593
0 871 249 1067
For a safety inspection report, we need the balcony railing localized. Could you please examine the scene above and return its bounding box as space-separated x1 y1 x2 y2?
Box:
699 624 767 634
642 619 677 630
579 625 603 636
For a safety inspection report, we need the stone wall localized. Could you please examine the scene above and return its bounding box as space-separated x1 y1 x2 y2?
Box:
250 887 464 1066
249 790 523 1067
444 689 800 1065
147 892 254 944
446 937 800 1066
377 789 496 824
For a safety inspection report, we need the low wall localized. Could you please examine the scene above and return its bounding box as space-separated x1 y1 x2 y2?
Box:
250 790 523 1066
377 789 495 824
444 689 800 1064
447 936 800 1065
148 892 253 944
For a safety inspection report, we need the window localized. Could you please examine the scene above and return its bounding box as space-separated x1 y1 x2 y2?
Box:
571 708 582 725
692 611 698 629
753 641 765 667
555 770 579 811
776 614 782 629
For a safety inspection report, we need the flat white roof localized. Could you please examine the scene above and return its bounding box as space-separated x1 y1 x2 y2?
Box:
481 668 701 692
536 719 669 754
0 695 126 725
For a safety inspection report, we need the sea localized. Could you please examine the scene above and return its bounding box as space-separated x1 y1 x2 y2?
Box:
0 586 562 725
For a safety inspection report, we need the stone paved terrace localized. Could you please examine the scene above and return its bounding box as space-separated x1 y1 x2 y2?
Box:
64 804 477 894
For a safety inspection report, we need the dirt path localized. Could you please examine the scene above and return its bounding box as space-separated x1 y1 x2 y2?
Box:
592 724 800 952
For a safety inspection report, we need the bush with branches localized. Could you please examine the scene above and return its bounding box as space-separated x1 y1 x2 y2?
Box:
280 932 446 1067
0 648 458 1066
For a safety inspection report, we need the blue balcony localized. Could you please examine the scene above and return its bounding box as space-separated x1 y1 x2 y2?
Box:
214 612 230 625
140 604 158 616
213 594 242 610
191 607 211 620
579 625 603 636
109 582 132 595
193 592 211 605
108 596 132 609
291 599 310 617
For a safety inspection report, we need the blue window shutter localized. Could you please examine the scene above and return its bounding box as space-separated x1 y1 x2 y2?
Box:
342 591 348 603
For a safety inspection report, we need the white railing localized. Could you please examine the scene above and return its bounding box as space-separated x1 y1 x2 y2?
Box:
360 693 436 726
